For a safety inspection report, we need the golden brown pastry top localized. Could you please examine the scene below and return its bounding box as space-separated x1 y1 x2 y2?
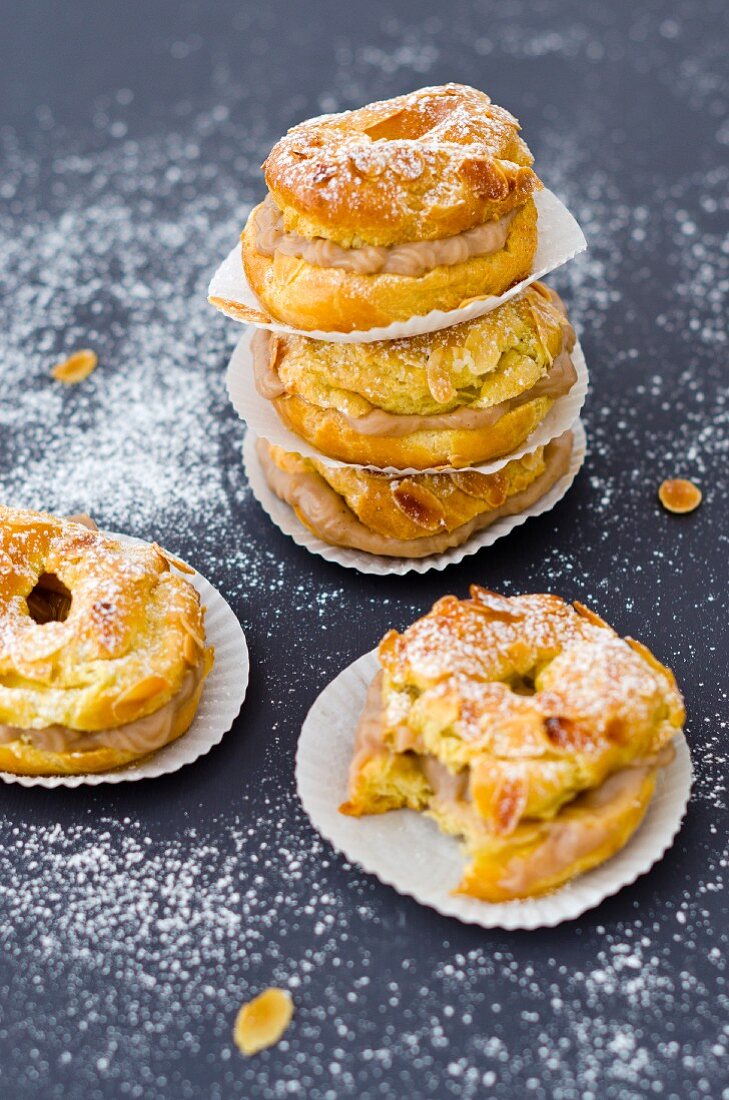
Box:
263 84 540 247
0 506 209 732
377 589 685 832
265 282 573 420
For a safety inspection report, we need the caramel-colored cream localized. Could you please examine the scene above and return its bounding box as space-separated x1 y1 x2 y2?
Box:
253 196 517 277
0 664 203 756
252 331 577 438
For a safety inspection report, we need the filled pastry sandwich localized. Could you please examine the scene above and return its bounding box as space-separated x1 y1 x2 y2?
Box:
241 83 542 331
257 432 573 559
252 281 577 469
0 507 213 775
341 589 684 899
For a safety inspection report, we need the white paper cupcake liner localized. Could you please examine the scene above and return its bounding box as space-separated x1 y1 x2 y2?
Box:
243 420 587 576
0 535 249 788
227 329 589 476
296 649 693 930
209 189 587 343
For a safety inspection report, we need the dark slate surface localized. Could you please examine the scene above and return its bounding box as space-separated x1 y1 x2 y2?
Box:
0 1 727 1097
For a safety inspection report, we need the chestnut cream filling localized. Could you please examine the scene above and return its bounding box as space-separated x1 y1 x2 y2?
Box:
253 196 518 277
252 329 577 438
0 663 204 756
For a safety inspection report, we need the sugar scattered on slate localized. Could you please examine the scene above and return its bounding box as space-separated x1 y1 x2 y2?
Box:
0 7 727 1099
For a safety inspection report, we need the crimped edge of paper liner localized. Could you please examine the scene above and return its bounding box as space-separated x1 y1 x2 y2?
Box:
208 188 587 343
0 535 249 788
226 328 589 476
242 420 586 576
296 648 693 930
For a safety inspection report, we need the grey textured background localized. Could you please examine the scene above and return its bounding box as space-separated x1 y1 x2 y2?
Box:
0 1 727 1097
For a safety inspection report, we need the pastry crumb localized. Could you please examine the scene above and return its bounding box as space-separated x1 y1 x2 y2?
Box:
233 987 294 1056
51 349 98 384
658 478 702 514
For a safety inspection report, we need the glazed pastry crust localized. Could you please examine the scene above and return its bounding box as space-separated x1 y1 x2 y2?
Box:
257 432 572 558
262 84 539 246
255 282 575 469
341 589 685 899
0 507 213 743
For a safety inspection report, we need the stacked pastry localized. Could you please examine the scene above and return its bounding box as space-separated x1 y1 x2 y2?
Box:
230 84 585 560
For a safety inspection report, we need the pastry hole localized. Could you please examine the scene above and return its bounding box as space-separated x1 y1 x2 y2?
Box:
510 675 536 696
27 573 72 624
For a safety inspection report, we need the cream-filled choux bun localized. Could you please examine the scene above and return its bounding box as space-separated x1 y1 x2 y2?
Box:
256 430 573 559
341 589 685 900
241 83 542 332
252 281 576 470
0 507 213 775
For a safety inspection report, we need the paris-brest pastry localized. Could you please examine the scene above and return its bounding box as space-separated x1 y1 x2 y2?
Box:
252 281 576 470
242 83 542 332
217 83 586 563
0 507 213 775
341 589 684 899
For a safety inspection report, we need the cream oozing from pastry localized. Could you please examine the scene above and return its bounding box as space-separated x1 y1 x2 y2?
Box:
252 330 577 437
0 663 204 756
253 196 518 277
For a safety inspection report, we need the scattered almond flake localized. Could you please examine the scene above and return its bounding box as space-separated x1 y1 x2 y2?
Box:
658 477 703 514
233 987 294 1055
50 348 98 384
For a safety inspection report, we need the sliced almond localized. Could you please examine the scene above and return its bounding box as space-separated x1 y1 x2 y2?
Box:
452 469 507 509
180 615 205 650
390 479 446 532
51 349 98 385
151 543 195 574
65 513 98 531
183 633 199 666
112 675 169 719
658 478 702 514
233 988 294 1056
450 470 492 500
425 347 457 404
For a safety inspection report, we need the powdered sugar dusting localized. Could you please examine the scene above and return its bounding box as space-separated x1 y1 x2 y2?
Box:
0 1 727 1096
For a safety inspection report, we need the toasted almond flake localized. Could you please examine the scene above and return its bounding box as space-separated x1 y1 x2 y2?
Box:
425 347 457 404
112 675 169 719
51 349 98 385
183 633 199 666
233 988 294 1056
658 478 702 514
390 478 446 532
180 615 205 650
65 513 98 531
151 543 195 575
